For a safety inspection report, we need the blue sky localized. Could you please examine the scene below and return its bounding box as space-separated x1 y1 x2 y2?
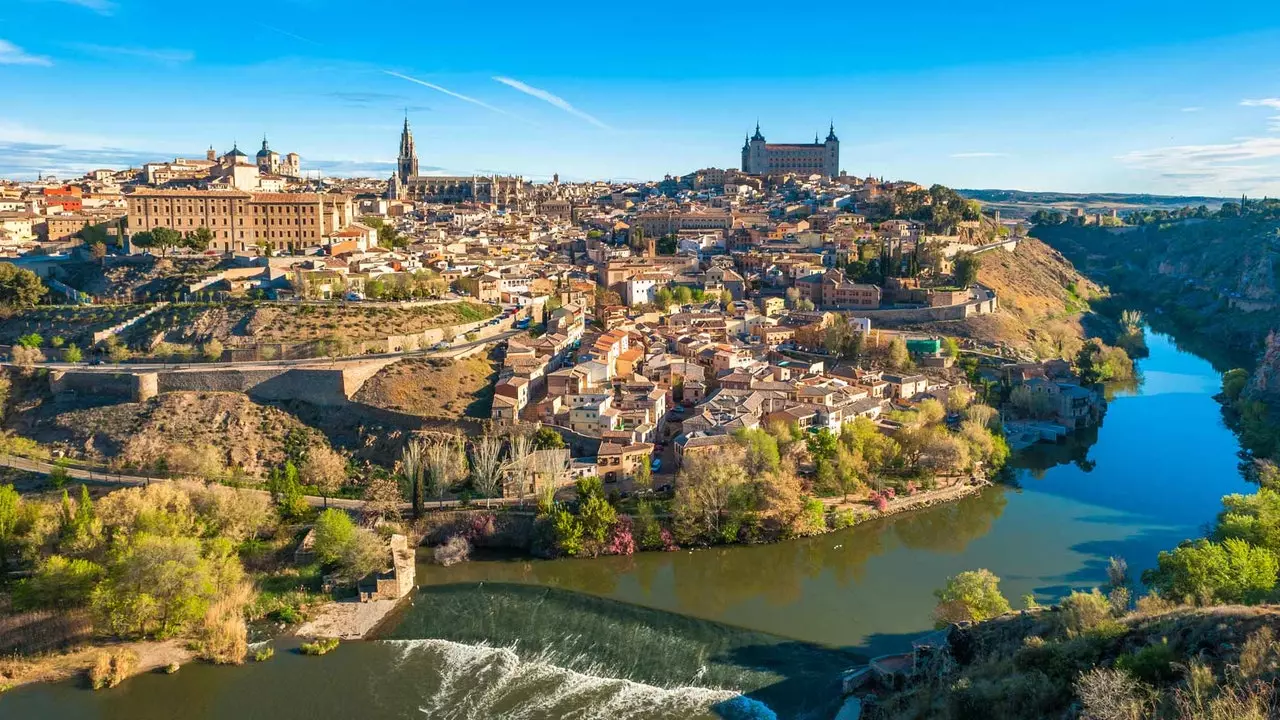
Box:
4 0 1280 195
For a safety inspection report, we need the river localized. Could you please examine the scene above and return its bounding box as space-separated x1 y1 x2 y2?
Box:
0 331 1252 719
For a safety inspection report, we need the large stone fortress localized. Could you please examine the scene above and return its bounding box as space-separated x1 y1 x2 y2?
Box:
741 122 840 179
387 116 526 207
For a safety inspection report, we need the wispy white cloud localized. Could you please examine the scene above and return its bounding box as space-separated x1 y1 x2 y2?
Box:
1115 99 1280 193
383 70 526 123
1241 98 1280 132
1180 107 1203 112
0 39 52 66
1116 137 1280 192
950 152 1008 159
1242 98 1280 110
30 0 115 15
70 43 194 64
492 76 610 130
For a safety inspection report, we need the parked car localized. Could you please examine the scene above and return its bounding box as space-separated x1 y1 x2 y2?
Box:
650 458 662 473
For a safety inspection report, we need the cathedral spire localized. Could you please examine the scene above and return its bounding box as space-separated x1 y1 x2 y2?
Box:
397 112 419 182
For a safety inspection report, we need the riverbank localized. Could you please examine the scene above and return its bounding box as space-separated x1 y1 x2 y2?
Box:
294 597 407 640
0 638 190 693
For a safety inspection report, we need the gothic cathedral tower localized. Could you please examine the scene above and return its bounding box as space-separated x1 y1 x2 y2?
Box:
397 115 419 182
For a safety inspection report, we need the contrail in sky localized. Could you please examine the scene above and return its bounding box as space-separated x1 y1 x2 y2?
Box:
493 75 611 130
384 70 527 122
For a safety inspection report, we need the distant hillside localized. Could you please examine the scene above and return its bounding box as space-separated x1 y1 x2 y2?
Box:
904 236 1106 360
960 189 1229 220
1033 217 1279 360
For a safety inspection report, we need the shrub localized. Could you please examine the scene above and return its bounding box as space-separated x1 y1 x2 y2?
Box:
832 508 858 529
1238 626 1280 680
633 502 663 550
88 649 138 690
1075 667 1150 720
1115 640 1178 685
164 662 180 674
270 606 303 625
299 637 339 656
933 569 1011 626
433 535 471 567
253 647 274 662
605 516 635 556
195 582 252 665
313 509 355 565
1060 589 1114 635
551 507 584 557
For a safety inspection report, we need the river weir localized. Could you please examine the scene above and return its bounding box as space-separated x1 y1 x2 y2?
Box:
0 330 1253 719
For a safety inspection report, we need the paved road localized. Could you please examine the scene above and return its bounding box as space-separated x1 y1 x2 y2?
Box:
10 328 523 373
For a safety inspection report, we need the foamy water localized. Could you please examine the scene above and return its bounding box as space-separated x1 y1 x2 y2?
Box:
385 638 778 720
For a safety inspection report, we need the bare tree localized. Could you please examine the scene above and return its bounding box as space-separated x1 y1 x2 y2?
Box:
362 475 403 522
506 433 532 507
401 438 426 518
531 448 569 512
300 446 347 509
424 435 467 509
469 435 505 508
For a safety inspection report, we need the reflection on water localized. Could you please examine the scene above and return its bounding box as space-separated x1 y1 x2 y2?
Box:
0 331 1254 719
415 332 1249 654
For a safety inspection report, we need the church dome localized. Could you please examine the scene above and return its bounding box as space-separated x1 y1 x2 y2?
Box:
257 137 272 158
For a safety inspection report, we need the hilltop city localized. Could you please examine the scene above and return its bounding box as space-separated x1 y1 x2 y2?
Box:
0 115 1168 705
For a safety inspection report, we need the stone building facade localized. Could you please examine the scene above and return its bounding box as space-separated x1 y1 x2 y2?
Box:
741 122 840 179
126 189 355 254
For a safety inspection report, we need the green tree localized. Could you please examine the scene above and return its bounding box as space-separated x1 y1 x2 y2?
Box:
942 336 960 358
933 569 1012 626
1222 368 1250 402
953 251 981 287
673 451 749 542
1141 538 1278 605
806 428 839 464
15 555 104 610
733 427 781 476
634 500 663 549
91 533 217 638
16 332 42 349
143 227 183 256
313 508 356 565
0 262 48 307
531 427 566 450
269 461 307 519
186 226 214 252
0 484 20 572
575 476 616 547
672 286 693 305
654 287 674 310
886 336 910 370
551 506 584 556
1215 488 1280 550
